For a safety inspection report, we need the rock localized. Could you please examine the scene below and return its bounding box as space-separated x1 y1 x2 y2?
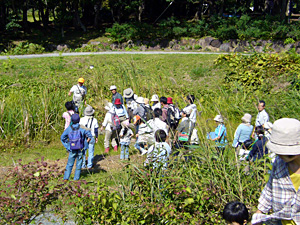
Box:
140 45 147 51
272 43 284 53
135 40 142 46
210 39 222 48
81 44 88 48
229 39 238 48
56 44 69 51
254 46 264 53
172 44 181 50
189 39 196 45
219 43 231 52
238 40 249 47
90 41 100 45
204 37 215 46
180 39 189 45
110 43 118 50
169 40 178 48
234 46 245 52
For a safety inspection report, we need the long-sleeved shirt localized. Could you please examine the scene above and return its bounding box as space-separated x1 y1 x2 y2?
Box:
161 105 169 122
248 137 268 161
214 124 227 147
232 123 253 147
148 118 169 136
184 104 197 124
62 110 74 130
252 157 300 224
145 142 172 169
255 109 269 127
111 105 129 118
112 92 124 105
133 104 145 118
61 123 93 151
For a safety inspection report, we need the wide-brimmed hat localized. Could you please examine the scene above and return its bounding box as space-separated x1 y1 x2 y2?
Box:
136 97 144 104
167 97 173 104
105 102 113 111
123 88 134 98
114 99 122 105
241 113 252 123
109 85 117 91
84 105 95 116
214 115 224 123
182 107 192 115
264 122 273 130
151 94 159 102
71 114 80 124
267 118 300 155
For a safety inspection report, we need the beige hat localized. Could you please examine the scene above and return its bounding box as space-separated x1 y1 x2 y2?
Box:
241 113 252 123
109 85 117 91
104 102 113 111
84 105 95 116
214 115 224 123
123 88 134 98
144 98 149 105
267 118 300 155
136 97 144 104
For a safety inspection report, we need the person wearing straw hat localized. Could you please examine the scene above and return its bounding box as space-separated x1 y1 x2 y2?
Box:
110 85 124 105
79 105 99 169
100 102 120 153
232 113 254 157
68 77 87 113
252 118 300 225
208 115 227 154
151 94 161 111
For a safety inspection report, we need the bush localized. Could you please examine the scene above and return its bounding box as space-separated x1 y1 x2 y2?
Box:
3 42 45 55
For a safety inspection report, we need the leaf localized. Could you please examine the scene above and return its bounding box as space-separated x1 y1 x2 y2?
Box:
184 198 194 205
79 206 84 212
112 203 118 210
33 172 40 177
11 194 16 200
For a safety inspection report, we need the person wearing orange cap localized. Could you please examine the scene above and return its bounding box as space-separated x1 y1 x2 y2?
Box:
68 78 87 114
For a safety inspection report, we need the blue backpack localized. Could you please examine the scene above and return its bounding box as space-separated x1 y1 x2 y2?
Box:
68 126 84 150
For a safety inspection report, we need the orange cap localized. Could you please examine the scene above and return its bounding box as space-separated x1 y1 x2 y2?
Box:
78 77 85 83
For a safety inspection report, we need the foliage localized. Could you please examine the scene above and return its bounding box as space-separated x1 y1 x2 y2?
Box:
2 42 45 55
0 157 82 224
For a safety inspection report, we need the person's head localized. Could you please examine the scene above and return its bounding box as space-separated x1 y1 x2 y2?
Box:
187 94 195 104
78 77 84 86
65 101 74 111
123 88 134 99
223 201 249 225
267 118 300 163
136 97 144 105
160 97 167 105
151 94 159 103
182 108 191 118
255 126 264 139
154 108 162 118
167 97 173 105
258 100 265 112
155 129 167 143
114 98 122 108
71 114 80 124
110 85 117 94
241 113 251 124
84 105 95 116
144 98 149 105
214 115 224 124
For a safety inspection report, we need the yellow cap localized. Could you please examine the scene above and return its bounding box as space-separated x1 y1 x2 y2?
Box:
78 77 85 83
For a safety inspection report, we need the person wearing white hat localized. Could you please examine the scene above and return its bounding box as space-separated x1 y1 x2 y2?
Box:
79 105 99 169
209 115 227 153
252 118 300 225
110 85 124 105
151 94 161 111
133 96 145 118
232 113 254 156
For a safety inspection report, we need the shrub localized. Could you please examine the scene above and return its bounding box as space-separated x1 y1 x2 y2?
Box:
3 42 45 55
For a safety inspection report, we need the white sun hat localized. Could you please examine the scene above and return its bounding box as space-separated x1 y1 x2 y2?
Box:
241 113 252 123
267 118 300 155
104 102 113 111
150 94 159 102
109 85 117 91
214 115 224 123
136 97 144 104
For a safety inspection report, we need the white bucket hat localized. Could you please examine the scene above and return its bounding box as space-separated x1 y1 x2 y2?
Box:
151 94 159 102
183 107 192 115
109 85 117 91
241 113 252 123
214 115 224 123
136 97 144 104
267 118 300 155
264 122 273 130
104 102 113 111
123 88 134 98
84 105 95 116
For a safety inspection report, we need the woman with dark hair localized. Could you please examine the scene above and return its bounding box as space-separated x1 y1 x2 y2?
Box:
248 126 268 162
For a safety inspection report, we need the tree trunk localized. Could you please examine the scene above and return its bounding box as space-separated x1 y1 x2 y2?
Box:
138 1 145 22
93 3 101 28
38 0 48 28
32 8 37 22
73 0 86 32
0 4 7 30
22 0 29 32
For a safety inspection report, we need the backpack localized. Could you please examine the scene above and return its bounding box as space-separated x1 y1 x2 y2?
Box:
142 105 154 122
68 125 84 150
111 112 121 130
167 105 180 128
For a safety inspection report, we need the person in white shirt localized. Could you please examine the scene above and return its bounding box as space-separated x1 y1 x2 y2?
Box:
253 100 269 138
80 105 99 169
183 94 197 126
100 103 120 153
150 94 161 111
68 77 87 113
148 108 169 140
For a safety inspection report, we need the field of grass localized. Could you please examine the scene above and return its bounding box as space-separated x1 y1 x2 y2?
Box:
1 53 299 224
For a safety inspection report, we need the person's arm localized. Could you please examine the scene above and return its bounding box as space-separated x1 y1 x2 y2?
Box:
61 128 71 151
123 105 129 118
94 128 98 143
232 125 241 147
211 126 224 141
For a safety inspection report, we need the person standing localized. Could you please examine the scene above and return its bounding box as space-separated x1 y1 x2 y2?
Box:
110 85 124 105
123 88 138 122
184 94 197 126
68 77 87 113
253 100 269 138
62 101 75 130
61 114 93 180
151 94 161 111
80 105 99 169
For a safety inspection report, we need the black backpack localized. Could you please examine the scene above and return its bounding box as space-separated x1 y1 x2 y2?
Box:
142 105 154 122
167 106 180 128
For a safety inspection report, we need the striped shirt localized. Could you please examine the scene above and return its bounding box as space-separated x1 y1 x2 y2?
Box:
252 157 300 224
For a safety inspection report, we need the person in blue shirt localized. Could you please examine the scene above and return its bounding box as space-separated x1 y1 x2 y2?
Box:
61 114 93 180
209 115 227 154
248 126 268 162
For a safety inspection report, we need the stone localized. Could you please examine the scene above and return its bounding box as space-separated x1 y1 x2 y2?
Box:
140 45 147 51
90 41 101 45
234 46 245 52
172 44 181 50
56 44 69 51
254 46 264 53
110 43 118 50
204 37 215 45
210 39 222 48
219 43 231 52
229 39 238 48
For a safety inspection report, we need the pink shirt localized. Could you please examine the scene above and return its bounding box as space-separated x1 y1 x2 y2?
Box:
62 110 74 130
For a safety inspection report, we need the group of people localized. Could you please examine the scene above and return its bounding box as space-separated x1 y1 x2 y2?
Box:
60 78 300 225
